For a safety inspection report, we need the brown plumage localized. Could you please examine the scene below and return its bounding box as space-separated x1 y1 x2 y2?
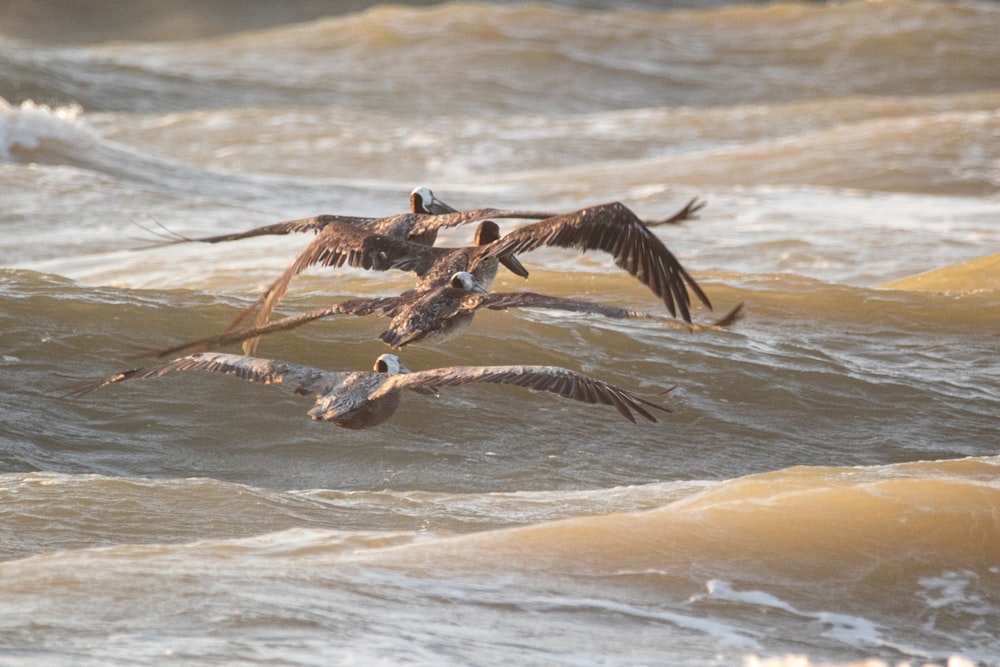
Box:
232 198 709 350
229 218 526 352
152 272 742 358
69 352 672 428
143 186 561 249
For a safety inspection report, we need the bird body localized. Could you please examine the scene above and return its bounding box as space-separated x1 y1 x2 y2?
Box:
232 199 709 351
149 186 559 249
71 353 671 428
152 272 742 358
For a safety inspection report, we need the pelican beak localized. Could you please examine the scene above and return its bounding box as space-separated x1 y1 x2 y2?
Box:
471 281 488 294
500 253 529 279
425 194 458 215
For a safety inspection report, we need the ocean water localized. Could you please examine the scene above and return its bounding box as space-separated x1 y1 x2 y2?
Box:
1 1 999 665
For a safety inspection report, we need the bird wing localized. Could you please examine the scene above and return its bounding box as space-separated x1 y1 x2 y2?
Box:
379 364 671 423
227 221 451 347
67 352 345 399
404 208 559 238
645 197 706 227
152 297 395 358
478 292 743 332
478 201 711 322
477 291 691 329
136 214 381 248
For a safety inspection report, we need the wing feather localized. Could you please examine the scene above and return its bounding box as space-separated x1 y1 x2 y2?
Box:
231 222 450 351
478 292 730 331
383 365 671 422
152 298 394 358
404 208 560 238
67 352 343 398
480 201 711 322
163 292 741 361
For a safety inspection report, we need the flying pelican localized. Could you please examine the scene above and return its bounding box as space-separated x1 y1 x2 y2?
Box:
70 353 672 428
144 186 702 249
144 186 564 249
237 199 710 346
153 272 743 357
225 216 530 345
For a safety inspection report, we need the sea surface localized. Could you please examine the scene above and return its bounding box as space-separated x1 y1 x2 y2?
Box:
1 1 999 665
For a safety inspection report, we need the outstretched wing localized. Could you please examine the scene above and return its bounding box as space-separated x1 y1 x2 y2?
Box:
137 206 560 250
135 214 381 248
382 364 672 423
67 352 345 398
478 292 743 332
479 201 711 322
226 221 451 349
645 196 706 227
152 297 395 358
403 207 558 238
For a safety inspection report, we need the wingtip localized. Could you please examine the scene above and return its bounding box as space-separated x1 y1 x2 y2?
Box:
712 302 745 328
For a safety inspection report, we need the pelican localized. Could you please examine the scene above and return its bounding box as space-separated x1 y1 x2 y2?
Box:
236 198 710 344
70 353 672 428
144 187 702 249
143 186 564 249
152 272 743 357
225 216 529 344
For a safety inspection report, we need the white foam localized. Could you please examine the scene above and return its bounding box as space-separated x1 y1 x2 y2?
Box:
0 97 90 161
692 580 883 647
741 656 980 667
917 570 984 610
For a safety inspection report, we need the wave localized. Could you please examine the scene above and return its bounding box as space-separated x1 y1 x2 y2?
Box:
4 456 998 596
4 267 997 488
881 251 1000 293
0 98 413 212
3 457 998 662
480 103 1000 196
357 455 1000 572
0 469 707 562
3 1 998 115
4 94 997 241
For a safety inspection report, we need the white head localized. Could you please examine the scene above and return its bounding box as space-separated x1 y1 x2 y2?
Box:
449 271 488 294
373 353 411 375
410 186 457 215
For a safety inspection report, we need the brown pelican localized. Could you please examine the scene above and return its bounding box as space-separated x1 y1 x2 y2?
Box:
144 186 566 249
145 187 702 249
237 199 710 339
153 272 742 357
225 216 530 341
70 352 672 428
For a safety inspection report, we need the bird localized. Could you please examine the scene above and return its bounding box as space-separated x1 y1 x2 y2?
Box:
152 272 744 357
227 216 530 350
142 186 701 249
141 186 565 249
69 352 673 429
186 185 594 335
234 198 710 349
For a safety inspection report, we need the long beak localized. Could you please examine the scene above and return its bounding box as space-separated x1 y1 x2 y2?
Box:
425 195 459 215
500 253 529 278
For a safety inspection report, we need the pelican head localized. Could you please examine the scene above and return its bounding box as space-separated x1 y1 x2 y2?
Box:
475 220 529 279
410 186 458 215
474 220 501 245
374 353 411 375
449 271 488 294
